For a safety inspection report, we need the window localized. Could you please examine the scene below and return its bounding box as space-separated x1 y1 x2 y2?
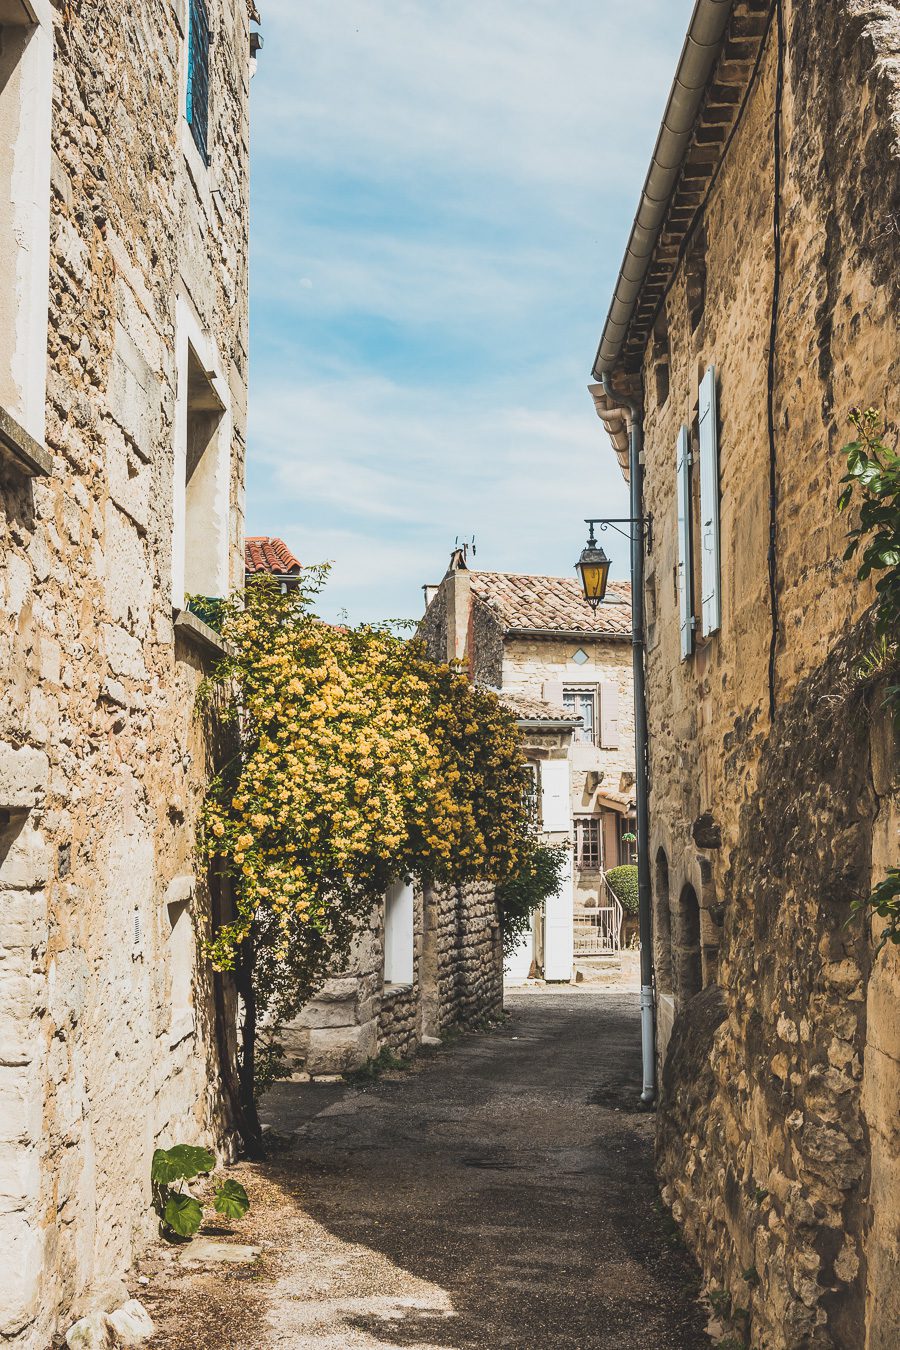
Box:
0 0 53 453
676 365 722 656
384 881 414 985
617 816 637 866
686 227 707 334
698 366 722 636
563 687 596 745
172 299 232 612
574 817 602 871
186 0 211 162
524 762 540 829
653 312 670 406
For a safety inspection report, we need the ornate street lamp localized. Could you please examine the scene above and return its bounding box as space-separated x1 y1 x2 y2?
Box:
575 524 612 609
576 515 652 609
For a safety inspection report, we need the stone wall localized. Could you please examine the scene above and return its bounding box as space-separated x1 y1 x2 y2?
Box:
0 2 252 1343
281 879 502 1077
623 2 900 1344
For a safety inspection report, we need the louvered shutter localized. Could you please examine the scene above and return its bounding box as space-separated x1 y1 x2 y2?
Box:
599 683 619 749
698 365 722 635
540 759 570 833
677 424 694 660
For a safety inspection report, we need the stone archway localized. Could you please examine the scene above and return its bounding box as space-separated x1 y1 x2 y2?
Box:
673 883 702 1007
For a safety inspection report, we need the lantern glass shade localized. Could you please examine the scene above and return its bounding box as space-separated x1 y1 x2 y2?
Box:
576 542 611 609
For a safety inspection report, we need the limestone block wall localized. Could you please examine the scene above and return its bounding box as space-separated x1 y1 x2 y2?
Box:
631 2 900 1344
0 2 252 1344
282 879 503 1076
501 635 636 806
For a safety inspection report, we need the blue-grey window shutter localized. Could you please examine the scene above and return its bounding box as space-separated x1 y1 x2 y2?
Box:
677 424 693 660
698 365 721 635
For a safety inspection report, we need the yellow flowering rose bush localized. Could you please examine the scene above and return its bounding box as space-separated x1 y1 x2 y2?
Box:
197 572 544 1144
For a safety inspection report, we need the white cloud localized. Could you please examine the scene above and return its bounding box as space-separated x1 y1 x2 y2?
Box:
255 0 690 196
246 1 693 622
248 367 632 622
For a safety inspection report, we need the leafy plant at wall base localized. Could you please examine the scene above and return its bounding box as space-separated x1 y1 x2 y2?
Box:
838 408 900 946
151 1145 249 1241
605 864 639 915
198 571 540 1151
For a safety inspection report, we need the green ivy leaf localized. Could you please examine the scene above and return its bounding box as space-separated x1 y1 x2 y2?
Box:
213 1178 251 1220
151 1145 216 1185
163 1192 204 1237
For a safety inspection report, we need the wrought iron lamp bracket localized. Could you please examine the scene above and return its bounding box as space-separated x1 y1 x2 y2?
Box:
584 515 653 553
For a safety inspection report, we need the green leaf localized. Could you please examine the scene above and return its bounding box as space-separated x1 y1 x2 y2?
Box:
213 1179 251 1220
163 1192 203 1237
837 486 853 512
151 1144 216 1185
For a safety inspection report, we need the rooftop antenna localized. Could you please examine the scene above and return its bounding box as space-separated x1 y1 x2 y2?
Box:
453 534 477 564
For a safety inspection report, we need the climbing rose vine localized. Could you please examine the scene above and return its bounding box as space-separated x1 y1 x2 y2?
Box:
197 572 544 1145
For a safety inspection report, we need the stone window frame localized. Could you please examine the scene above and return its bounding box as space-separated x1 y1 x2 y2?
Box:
171 292 232 621
562 684 597 746
0 0 53 474
573 815 603 872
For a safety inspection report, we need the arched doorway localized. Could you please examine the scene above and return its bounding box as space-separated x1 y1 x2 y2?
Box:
673 883 702 1005
654 848 673 996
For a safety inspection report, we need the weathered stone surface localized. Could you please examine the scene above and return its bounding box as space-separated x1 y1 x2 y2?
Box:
176 1239 261 1266
600 3 900 1345
106 1300 154 1345
0 1 253 1345
65 1311 115 1350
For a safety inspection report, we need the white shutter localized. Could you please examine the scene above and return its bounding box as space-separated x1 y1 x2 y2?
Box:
698 365 721 635
677 424 694 660
599 683 619 749
542 680 564 707
540 758 570 833
543 845 574 982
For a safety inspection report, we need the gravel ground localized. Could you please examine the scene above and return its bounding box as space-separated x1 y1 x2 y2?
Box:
141 987 710 1349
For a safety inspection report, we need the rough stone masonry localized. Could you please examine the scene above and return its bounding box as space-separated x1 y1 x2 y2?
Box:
0 2 254 1344
593 2 900 1345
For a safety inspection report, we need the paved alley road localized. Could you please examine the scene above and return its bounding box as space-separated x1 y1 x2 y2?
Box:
145 989 709 1349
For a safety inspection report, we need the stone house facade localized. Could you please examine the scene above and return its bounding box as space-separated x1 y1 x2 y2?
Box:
420 551 637 981
590 1 900 1344
243 539 504 1078
1 2 257 1344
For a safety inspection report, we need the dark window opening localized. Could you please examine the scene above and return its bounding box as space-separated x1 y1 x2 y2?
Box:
653 312 670 405
686 228 707 334
187 0 211 163
654 849 673 996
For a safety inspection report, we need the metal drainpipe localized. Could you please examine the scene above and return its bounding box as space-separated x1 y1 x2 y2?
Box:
601 375 655 1106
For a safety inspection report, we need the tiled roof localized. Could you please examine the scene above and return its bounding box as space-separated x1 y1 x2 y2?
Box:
498 691 581 725
469 572 631 637
245 537 301 576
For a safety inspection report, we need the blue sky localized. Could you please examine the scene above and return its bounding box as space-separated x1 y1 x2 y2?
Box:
246 1 693 624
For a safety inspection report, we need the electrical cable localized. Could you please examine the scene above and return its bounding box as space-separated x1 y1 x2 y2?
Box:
767 0 785 721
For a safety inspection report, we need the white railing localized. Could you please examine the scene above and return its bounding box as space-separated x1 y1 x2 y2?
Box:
573 876 623 955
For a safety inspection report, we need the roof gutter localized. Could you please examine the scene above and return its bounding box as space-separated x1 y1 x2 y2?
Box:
592 0 735 380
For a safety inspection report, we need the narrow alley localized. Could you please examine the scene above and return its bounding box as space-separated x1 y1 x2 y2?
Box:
142 990 708 1349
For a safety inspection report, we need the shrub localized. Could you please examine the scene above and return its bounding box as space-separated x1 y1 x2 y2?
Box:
605 864 639 914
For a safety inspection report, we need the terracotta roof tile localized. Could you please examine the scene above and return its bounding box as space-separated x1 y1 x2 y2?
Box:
245 537 301 576
498 691 581 724
469 572 631 637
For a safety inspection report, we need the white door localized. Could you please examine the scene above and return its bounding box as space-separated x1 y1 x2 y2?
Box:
504 915 534 982
543 846 574 982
